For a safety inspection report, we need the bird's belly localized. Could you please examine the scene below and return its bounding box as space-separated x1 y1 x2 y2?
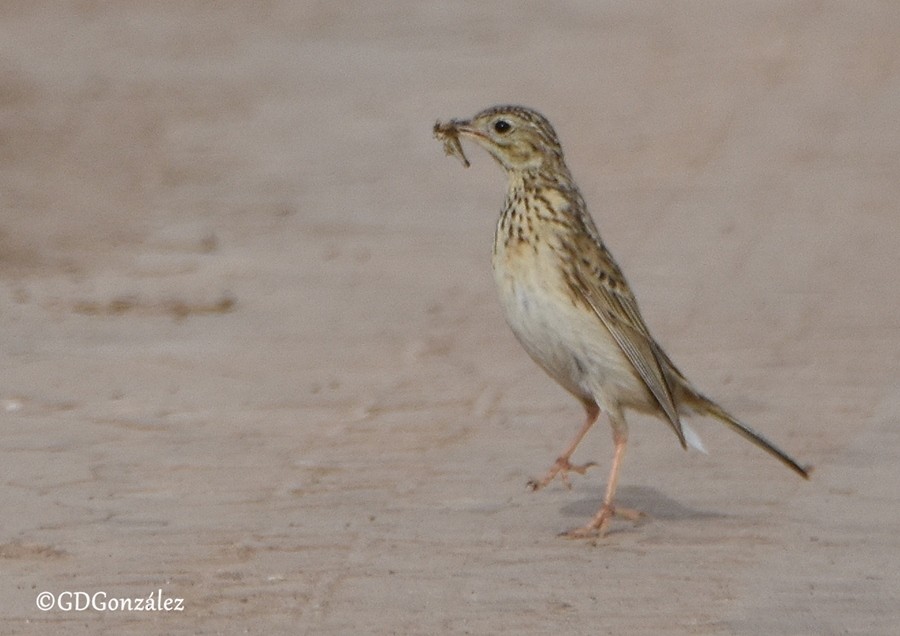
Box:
492 257 646 408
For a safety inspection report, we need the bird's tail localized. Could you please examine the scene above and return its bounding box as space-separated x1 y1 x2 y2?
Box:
687 391 812 479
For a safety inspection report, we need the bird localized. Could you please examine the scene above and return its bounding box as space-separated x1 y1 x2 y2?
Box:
433 105 810 538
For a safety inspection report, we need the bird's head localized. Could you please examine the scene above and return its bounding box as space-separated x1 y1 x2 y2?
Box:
434 105 567 175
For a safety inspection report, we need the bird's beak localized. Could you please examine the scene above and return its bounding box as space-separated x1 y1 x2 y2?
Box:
447 119 487 142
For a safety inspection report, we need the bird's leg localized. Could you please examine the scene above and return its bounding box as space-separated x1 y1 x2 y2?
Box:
564 412 642 538
528 401 599 491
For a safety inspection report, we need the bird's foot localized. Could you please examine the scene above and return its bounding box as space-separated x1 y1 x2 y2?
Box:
560 504 645 539
527 456 597 491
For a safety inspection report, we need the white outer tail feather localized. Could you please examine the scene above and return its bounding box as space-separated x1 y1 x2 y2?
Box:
682 422 708 454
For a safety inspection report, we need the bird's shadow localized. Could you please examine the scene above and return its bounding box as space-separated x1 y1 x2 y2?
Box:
559 485 725 521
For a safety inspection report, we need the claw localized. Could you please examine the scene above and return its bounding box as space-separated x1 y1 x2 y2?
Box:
562 504 614 539
528 457 597 491
560 504 645 539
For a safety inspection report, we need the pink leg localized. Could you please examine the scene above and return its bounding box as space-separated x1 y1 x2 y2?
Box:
564 411 642 538
528 401 600 491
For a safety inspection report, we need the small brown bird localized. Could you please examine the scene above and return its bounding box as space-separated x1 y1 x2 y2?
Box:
434 105 810 538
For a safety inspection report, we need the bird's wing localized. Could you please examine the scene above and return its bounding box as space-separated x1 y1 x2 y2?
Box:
562 229 687 448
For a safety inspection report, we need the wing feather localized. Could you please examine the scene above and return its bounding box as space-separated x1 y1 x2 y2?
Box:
564 231 687 447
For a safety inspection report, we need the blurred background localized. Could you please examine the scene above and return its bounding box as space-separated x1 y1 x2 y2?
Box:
1 2 898 633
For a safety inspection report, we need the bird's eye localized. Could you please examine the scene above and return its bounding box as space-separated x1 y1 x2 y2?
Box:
493 119 512 134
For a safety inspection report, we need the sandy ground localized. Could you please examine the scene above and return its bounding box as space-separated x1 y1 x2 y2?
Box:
2 2 899 634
